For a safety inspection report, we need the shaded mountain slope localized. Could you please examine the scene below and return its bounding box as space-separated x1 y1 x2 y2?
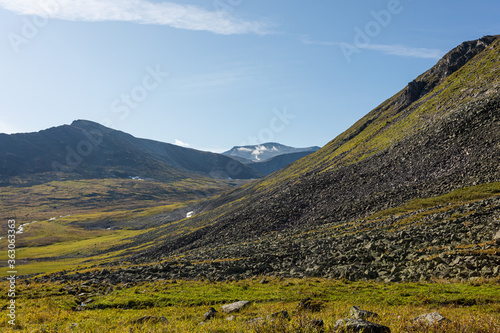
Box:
130 36 500 280
0 120 261 186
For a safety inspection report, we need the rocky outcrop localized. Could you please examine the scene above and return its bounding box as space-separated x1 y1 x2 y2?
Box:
396 35 498 110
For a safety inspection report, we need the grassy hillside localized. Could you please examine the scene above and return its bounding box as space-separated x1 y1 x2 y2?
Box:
0 177 242 277
0 177 234 223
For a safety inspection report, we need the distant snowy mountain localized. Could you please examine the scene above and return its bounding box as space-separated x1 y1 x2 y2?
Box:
223 143 320 162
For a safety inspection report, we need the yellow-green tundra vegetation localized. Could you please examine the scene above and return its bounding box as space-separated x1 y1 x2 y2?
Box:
0 277 499 332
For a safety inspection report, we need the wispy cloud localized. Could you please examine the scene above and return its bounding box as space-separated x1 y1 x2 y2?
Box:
359 44 444 59
300 35 444 59
0 0 270 35
171 64 266 94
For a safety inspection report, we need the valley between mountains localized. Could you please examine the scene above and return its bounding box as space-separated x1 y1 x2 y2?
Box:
1 35 500 332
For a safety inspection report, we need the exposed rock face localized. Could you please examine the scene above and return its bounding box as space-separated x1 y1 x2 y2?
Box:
397 35 498 110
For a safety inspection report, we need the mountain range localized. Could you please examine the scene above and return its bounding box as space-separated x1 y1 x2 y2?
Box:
0 122 321 186
223 143 319 162
223 143 320 175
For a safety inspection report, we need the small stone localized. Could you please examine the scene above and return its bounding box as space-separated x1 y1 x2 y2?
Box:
266 310 289 321
132 316 167 324
334 318 391 333
494 230 500 244
349 306 380 320
247 317 265 325
413 312 450 325
297 298 324 312
221 300 250 313
203 307 217 321
226 315 235 321
308 319 325 332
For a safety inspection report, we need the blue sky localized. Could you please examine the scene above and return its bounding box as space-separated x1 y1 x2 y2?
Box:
0 0 499 152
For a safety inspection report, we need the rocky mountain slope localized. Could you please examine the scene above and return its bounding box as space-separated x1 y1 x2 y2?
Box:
120 35 500 282
0 120 261 186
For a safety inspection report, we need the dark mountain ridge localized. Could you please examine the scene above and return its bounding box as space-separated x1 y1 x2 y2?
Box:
0 120 261 186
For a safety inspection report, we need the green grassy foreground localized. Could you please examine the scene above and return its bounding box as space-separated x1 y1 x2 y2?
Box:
1 277 499 332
